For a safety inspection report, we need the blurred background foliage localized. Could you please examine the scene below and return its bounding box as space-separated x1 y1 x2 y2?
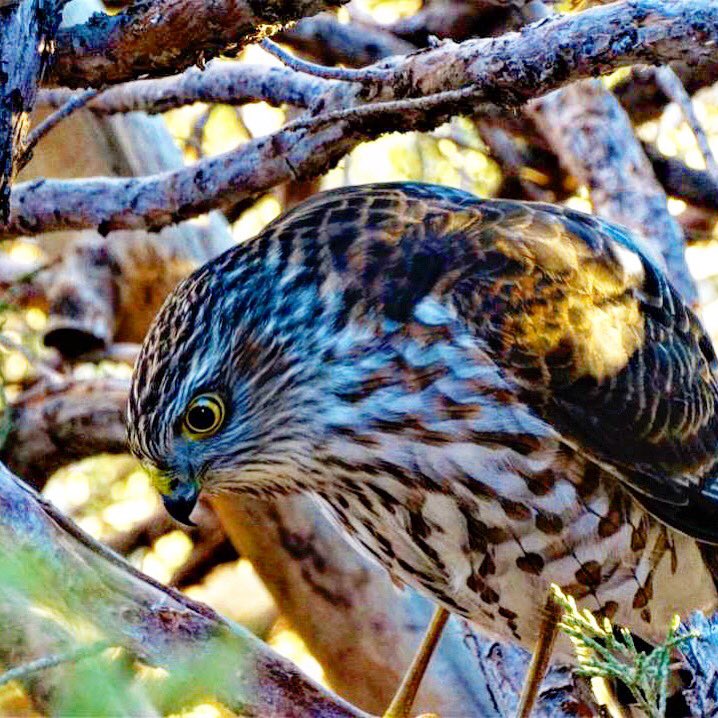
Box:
1 0 718 715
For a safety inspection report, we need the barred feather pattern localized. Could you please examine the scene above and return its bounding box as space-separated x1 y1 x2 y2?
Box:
129 183 718 651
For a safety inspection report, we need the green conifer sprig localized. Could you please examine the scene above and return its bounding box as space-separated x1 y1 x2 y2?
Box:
551 584 698 718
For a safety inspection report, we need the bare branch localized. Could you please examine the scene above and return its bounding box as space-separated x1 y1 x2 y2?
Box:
614 59 718 126
3 0 717 240
38 63 329 116
3 377 129 486
655 65 718 188
50 0 351 88
18 90 99 172
261 38 390 83
0 640 112 690
643 142 718 213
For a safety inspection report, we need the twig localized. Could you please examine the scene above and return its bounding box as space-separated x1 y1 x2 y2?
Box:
18 90 99 171
260 38 389 84
185 107 213 158
0 640 113 689
284 84 491 133
654 65 718 187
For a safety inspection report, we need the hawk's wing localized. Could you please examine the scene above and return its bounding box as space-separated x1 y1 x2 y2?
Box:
267 182 718 541
441 196 718 542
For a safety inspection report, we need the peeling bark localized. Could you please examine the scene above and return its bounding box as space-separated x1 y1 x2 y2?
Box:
51 0 350 88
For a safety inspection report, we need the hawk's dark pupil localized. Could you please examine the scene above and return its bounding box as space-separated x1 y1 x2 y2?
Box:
188 404 216 431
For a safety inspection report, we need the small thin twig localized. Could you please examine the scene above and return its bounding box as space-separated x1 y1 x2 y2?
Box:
0 640 113 689
184 107 213 158
655 65 718 187
18 90 99 171
0 334 63 383
284 84 491 134
261 38 389 83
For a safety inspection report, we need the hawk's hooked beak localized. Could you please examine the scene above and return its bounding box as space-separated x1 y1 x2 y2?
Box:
162 480 199 527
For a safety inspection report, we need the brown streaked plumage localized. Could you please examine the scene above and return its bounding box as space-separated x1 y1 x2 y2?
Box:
128 182 718 657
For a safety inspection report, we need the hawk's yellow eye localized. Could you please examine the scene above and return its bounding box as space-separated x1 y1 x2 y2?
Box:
183 394 225 439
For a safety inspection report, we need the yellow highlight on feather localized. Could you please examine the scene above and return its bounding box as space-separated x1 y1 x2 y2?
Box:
144 465 173 496
494 229 646 383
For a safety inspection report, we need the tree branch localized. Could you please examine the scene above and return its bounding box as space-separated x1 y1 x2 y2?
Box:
655 65 718 188
0 460 367 717
0 1 65 220
614 59 718 126
50 0 350 88
643 142 718 213
2 0 717 240
3 377 130 486
37 63 327 116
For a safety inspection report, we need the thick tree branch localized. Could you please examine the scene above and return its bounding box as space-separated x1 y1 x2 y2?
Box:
2 0 717 240
0 1 65 220
50 0 350 88
0 461 366 717
4 377 129 486
38 63 327 116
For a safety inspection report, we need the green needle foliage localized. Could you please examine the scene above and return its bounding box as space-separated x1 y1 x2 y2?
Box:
552 584 697 718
